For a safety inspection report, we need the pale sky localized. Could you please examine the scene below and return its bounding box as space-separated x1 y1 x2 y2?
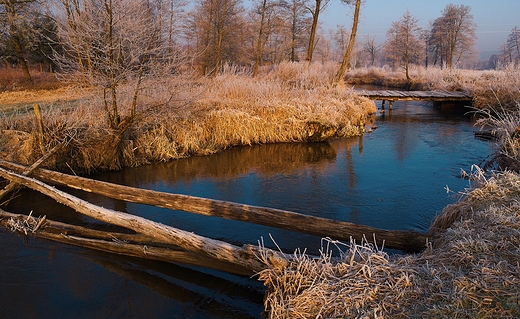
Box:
322 0 520 54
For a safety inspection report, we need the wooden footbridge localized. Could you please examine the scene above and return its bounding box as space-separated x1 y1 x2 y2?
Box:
357 89 473 110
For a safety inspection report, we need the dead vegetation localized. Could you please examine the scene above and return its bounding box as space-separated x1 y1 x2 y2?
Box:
2 63 519 318
0 62 375 172
258 169 520 318
0 67 61 92
6 211 46 236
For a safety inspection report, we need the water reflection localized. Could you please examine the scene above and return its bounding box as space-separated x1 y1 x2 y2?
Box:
100 141 342 187
0 229 265 319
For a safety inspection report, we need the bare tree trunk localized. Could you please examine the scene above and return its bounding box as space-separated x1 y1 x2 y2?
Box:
0 160 430 252
0 168 273 272
305 0 323 65
253 0 268 77
334 0 361 83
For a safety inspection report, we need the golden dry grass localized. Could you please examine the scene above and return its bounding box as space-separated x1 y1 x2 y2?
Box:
0 62 376 172
258 169 520 318
0 86 91 117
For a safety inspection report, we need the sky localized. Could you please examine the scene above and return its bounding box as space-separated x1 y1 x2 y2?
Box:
321 0 520 55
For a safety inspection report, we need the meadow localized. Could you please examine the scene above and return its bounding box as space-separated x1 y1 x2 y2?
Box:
2 63 520 172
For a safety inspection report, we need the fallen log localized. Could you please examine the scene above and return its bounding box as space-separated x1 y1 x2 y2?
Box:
0 209 254 276
0 160 429 252
0 167 278 273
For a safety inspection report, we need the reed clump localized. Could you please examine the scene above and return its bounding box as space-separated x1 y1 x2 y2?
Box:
258 169 520 318
0 62 375 172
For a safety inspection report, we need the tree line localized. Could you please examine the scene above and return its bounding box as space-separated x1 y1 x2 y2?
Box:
488 26 520 69
0 0 516 86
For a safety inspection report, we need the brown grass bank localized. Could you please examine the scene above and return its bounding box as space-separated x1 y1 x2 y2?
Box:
0 62 375 172
258 169 520 318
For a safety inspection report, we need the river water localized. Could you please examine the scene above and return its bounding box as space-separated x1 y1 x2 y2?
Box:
0 96 493 318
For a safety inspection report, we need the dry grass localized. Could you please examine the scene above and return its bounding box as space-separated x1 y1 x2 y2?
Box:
0 62 375 172
0 86 89 112
257 237 416 318
257 169 520 318
473 101 520 171
0 67 61 92
6 211 46 236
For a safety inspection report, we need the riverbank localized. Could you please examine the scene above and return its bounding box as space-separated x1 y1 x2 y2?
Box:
0 63 375 173
345 65 520 111
258 168 520 318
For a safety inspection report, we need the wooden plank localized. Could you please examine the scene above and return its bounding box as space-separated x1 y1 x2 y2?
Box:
356 89 472 102
0 160 429 252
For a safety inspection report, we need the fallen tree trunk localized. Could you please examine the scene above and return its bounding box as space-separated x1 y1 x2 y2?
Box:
0 209 255 275
0 209 254 276
0 160 429 252
0 167 276 273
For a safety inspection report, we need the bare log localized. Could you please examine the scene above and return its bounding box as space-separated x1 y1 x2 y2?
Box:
0 167 274 272
0 209 254 276
0 160 429 252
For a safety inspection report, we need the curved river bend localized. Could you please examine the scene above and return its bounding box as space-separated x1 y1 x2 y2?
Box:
0 97 493 318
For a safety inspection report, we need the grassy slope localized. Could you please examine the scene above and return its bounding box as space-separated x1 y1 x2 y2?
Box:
0 63 376 172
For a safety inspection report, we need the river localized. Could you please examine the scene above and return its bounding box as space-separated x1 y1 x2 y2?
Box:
0 96 493 318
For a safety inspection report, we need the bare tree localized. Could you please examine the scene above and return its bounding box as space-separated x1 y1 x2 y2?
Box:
383 10 423 81
362 34 379 67
505 26 520 65
279 0 309 62
428 4 476 68
187 0 246 75
304 0 329 64
54 0 188 169
332 25 348 60
56 0 164 128
153 0 187 56
334 0 361 83
252 0 277 77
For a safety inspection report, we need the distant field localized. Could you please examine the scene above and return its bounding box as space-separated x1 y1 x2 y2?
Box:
0 87 88 114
